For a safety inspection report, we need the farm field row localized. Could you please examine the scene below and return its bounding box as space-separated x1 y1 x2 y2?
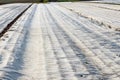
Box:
0 3 31 33
58 2 120 31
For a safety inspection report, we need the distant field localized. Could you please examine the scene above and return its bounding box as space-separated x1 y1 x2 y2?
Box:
0 0 93 3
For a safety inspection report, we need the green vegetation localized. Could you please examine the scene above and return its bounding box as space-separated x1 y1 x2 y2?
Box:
57 0 79 2
43 0 48 3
